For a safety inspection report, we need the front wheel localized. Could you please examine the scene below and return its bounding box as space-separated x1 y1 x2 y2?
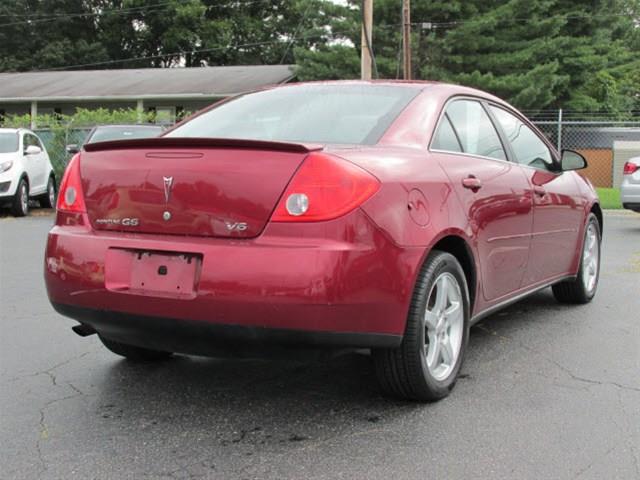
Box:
552 213 601 304
99 336 173 362
373 250 470 402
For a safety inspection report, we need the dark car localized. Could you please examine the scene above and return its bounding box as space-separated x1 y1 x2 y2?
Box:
46 82 601 401
66 124 164 154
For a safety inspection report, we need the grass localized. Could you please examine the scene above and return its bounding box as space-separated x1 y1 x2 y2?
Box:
595 188 622 210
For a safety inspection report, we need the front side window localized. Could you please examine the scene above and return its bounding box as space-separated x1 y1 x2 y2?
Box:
0 132 18 153
167 85 420 145
444 100 506 160
490 106 554 171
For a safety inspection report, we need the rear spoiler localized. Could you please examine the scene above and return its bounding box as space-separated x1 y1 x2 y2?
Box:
83 137 323 154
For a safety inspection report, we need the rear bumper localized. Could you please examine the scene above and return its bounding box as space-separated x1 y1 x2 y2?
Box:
53 302 401 354
621 182 640 211
45 209 424 351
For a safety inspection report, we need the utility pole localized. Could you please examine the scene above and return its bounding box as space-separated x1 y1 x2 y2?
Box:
402 0 411 80
361 0 373 80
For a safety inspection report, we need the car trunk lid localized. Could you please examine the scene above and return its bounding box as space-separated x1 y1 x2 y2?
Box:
81 137 321 238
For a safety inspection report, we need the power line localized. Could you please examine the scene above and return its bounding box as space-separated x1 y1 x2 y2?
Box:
31 24 398 72
279 1 313 64
0 1 180 18
0 2 184 27
0 0 264 28
411 11 636 29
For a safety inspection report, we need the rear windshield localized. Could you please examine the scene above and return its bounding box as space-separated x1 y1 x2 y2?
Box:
0 132 19 153
166 85 420 145
86 126 163 144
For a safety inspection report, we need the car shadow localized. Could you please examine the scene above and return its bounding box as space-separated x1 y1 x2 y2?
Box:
89 289 566 446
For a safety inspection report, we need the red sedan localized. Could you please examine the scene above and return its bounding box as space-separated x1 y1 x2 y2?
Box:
45 82 601 401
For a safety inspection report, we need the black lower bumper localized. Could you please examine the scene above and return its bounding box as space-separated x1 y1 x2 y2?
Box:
52 303 402 357
622 203 640 212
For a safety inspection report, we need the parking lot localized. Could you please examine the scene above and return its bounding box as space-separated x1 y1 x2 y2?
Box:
0 211 638 480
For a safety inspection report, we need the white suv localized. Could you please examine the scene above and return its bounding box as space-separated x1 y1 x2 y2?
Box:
0 128 56 216
621 156 640 213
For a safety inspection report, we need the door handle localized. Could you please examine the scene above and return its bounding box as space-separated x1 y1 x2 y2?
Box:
462 176 482 192
533 186 546 197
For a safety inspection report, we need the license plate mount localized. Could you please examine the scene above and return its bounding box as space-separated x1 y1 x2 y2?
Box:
106 249 202 299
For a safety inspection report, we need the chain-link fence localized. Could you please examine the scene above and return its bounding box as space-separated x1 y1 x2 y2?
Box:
528 111 640 188
35 113 640 189
34 128 92 179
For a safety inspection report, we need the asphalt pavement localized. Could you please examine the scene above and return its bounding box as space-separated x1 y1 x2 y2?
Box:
1 210 638 480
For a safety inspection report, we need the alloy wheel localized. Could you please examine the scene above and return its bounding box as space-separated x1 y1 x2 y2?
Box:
20 184 29 214
582 223 599 293
48 180 56 207
423 272 464 381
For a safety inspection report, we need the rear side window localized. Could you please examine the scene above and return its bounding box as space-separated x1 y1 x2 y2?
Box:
23 134 42 150
490 106 554 171
432 115 462 152
443 100 506 160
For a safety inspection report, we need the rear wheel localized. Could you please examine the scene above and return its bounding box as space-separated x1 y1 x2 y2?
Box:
552 213 600 304
99 336 173 362
38 176 56 208
11 179 29 217
373 250 470 402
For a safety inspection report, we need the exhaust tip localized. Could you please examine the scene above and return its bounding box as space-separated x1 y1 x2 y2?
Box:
72 324 97 337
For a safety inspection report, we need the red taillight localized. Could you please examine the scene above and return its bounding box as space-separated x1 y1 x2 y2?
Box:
271 152 380 222
56 154 86 213
623 162 639 175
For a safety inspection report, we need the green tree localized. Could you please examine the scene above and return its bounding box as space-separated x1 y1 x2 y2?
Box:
295 0 640 114
0 0 109 71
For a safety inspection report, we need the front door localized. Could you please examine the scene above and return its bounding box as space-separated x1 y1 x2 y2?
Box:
23 133 47 193
431 99 533 302
489 106 584 285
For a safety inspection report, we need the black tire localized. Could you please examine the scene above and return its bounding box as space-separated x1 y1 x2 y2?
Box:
99 336 173 362
373 250 470 402
11 178 29 217
38 176 57 208
552 213 601 304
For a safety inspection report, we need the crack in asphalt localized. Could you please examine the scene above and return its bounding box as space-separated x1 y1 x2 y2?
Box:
573 444 617 478
5 350 93 386
474 323 640 393
23 351 93 478
36 391 84 476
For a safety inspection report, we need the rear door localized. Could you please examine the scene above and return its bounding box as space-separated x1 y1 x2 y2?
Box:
489 105 584 284
431 98 533 302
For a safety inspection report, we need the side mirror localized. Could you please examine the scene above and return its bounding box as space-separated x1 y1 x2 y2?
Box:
561 150 587 171
24 145 42 155
66 144 79 154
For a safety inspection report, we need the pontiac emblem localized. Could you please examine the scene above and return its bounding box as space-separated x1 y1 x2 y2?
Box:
163 176 173 203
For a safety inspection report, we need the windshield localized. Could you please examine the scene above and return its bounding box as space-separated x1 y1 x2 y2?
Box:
167 85 420 145
86 126 163 144
0 132 19 153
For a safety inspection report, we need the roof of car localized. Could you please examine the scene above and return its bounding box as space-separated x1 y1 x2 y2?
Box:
263 80 510 106
0 128 35 134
